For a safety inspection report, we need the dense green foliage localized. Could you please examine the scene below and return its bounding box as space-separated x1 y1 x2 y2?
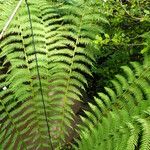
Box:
88 0 150 95
75 55 150 150
0 0 149 149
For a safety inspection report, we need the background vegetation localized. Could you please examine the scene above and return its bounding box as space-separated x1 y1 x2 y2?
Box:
87 0 150 96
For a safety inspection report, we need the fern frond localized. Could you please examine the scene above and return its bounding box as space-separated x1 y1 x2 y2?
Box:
0 0 108 148
39 0 108 146
75 56 150 150
0 0 53 149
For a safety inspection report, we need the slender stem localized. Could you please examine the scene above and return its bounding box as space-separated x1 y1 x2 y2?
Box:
25 0 54 149
0 0 23 40
119 1 142 21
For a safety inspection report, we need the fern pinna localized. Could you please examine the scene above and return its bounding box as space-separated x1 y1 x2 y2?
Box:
74 55 150 150
0 0 107 149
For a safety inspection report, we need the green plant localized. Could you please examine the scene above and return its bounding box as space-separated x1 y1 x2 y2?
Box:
88 0 150 94
0 0 107 149
0 0 150 150
74 54 150 150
